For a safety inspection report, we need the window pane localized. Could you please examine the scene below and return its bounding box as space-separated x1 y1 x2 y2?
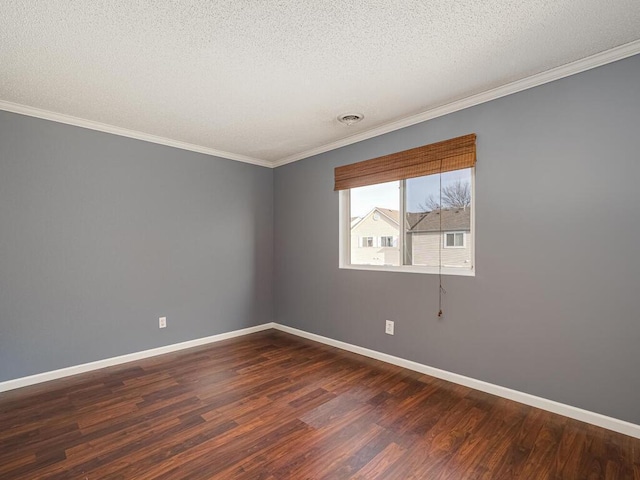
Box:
446 233 455 247
404 169 472 268
350 181 400 266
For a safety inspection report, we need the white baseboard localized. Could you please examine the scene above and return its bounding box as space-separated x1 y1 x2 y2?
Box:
0 323 276 393
2 321 638 439
272 324 640 440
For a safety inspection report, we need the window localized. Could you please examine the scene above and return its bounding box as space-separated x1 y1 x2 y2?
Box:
444 232 465 248
361 236 374 247
336 134 476 276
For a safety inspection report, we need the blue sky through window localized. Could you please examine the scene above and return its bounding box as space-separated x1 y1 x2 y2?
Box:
349 169 472 218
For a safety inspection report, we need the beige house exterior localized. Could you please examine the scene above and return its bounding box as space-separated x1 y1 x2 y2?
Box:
350 208 400 265
350 207 471 268
405 208 471 268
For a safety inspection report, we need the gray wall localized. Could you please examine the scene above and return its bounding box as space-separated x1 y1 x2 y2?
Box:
2 55 639 425
274 55 640 424
0 111 273 381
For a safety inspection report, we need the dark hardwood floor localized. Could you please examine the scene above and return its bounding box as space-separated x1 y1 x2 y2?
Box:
1 330 638 479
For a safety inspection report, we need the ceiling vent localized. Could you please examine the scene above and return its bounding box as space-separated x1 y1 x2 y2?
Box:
337 113 364 126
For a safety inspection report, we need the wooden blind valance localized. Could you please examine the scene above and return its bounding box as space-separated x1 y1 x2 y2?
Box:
334 133 476 191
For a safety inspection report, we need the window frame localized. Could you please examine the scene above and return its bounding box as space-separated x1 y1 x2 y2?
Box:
360 236 374 248
443 231 465 249
339 169 475 276
380 236 394 247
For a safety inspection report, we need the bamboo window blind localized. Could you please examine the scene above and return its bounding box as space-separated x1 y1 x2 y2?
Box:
334 133 476 191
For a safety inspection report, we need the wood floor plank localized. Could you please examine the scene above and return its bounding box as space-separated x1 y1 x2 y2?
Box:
1 329 639 479
350 441 406 480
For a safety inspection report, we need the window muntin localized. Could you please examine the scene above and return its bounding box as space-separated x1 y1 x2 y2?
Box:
341 168 474 275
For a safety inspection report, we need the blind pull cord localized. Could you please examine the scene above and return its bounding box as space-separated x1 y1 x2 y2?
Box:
438 164 445 318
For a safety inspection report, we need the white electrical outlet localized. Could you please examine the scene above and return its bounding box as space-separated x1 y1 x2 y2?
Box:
385 320 394 335
159 316 167 329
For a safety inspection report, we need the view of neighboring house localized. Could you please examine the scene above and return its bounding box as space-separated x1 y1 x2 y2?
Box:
350 208 400 265
406 208 471 267
350 207 471 267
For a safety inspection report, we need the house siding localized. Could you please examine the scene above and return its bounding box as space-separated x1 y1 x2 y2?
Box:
350 212 399 265
409 231 472 267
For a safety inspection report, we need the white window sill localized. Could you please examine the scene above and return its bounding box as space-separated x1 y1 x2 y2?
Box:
339 264 475 276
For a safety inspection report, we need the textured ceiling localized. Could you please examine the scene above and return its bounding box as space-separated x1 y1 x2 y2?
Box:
1 1 640 166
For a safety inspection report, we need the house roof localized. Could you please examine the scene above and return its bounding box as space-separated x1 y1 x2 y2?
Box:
352 207 470 232
350 207 400 230
376 208 399 224
406 208 470 233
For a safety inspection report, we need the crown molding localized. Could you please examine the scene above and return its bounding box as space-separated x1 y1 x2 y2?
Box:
272 39 640 168
2 40 638 169
0 100 272 168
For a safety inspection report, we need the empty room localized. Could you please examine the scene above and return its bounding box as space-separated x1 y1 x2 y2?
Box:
1 1 640 478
